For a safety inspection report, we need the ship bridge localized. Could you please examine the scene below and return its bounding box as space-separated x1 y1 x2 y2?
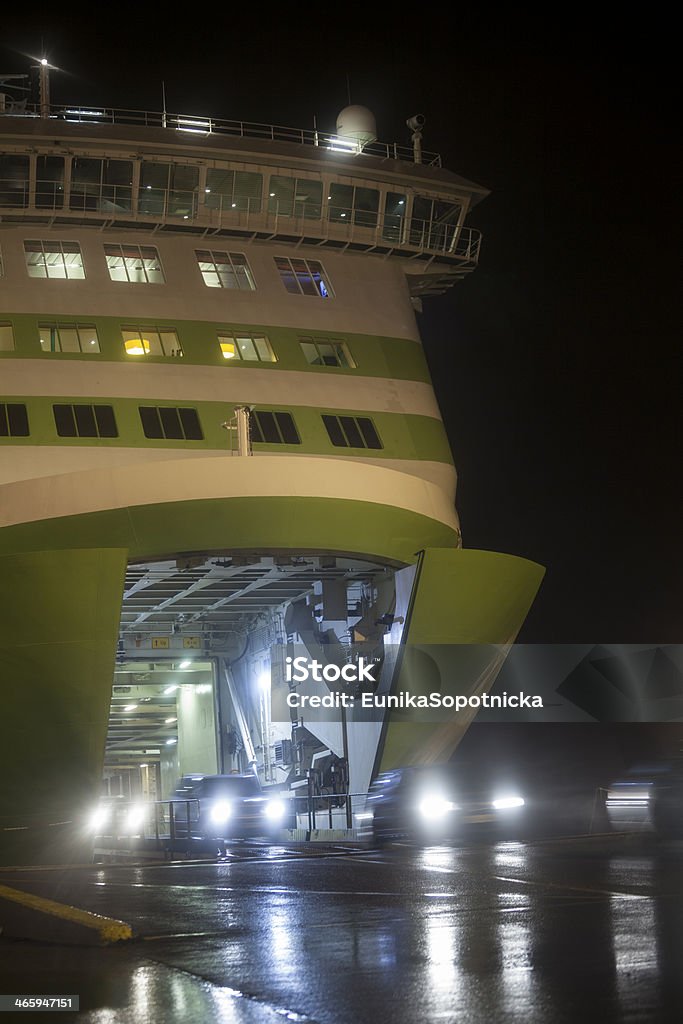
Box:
0 101 487 297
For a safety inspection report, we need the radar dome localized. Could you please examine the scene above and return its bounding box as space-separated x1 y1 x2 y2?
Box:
335 105 377 148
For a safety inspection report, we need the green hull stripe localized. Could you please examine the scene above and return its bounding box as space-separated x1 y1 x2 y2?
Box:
0 495 460 565
0 313 431 382
0 397 454 464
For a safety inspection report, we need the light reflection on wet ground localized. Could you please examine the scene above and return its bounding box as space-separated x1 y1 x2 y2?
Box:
1 836 681 1023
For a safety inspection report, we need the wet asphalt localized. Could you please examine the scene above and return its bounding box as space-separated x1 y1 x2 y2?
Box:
0 836 681 1023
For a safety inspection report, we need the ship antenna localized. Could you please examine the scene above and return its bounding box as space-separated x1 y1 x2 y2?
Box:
162 80 167 129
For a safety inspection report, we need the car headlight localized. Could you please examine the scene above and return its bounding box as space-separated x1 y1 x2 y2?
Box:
210 800 232 825
418 795 454 820
88 805 111 832
125 804 146 831
492 796 525 810
264 799 286 821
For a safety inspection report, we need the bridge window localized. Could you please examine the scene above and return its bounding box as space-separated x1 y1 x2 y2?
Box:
410 196 462 250
218 333 276 362
122 326 182 357
0 323 15 351
205 168 262 213
139 406 203 441
39 323 100 354
322 414 382 450
104 244 165 284
139 162 199 217
274 257 333 298
329 183 379 226
53 404 118 438
250 410 300 445
0 403 29 437
0 154 30 208
70 158 133 213
383 192 406 242
24 240 85 279
195 250 255 290
299 338 355 368
35 155 64 209
268 175 323 219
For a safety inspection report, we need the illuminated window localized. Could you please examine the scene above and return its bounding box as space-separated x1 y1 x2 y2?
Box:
0 403 29 437
274 257 332 297
249 411 300 445
24 240 85 279
195 250 255 290
322 414 382 449
38 323 100 354
122 327 182 357
138 406 203 440
299 337 355 368
0 323 15 351
53 404 118 438
218 333 276 362
104 244 164 283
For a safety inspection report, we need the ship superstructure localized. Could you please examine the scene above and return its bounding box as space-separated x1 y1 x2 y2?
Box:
0 80 543 862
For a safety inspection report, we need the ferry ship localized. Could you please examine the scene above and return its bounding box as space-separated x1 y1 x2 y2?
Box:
0 66 544 861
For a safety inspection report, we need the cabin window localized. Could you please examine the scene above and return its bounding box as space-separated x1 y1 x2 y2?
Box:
24 240 85 280
138 406 203 440
218 333 276 362
0 403 29 436
0 323 15 351
249 411 300 445
39 323 100 354
53 404 118 438
121 326 182 358
299 338 355 368
274 257 332 298
104 244 165 284
322 414 382 450
195 250 256 290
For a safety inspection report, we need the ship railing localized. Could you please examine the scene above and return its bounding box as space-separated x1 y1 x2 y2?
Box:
0 180 481 263
0 103 442 167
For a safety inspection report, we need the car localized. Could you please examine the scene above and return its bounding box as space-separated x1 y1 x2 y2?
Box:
169 773 289 842
359 766 526 846
606 761 683 837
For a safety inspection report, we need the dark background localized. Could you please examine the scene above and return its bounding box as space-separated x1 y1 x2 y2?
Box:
1 22 679 644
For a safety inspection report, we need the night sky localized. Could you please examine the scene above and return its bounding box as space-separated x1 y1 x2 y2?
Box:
1 23 679 643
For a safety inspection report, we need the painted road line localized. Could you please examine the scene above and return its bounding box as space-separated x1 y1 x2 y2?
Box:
0 882 133 945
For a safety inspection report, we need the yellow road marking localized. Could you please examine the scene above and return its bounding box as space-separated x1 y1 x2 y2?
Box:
0 882 133 942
